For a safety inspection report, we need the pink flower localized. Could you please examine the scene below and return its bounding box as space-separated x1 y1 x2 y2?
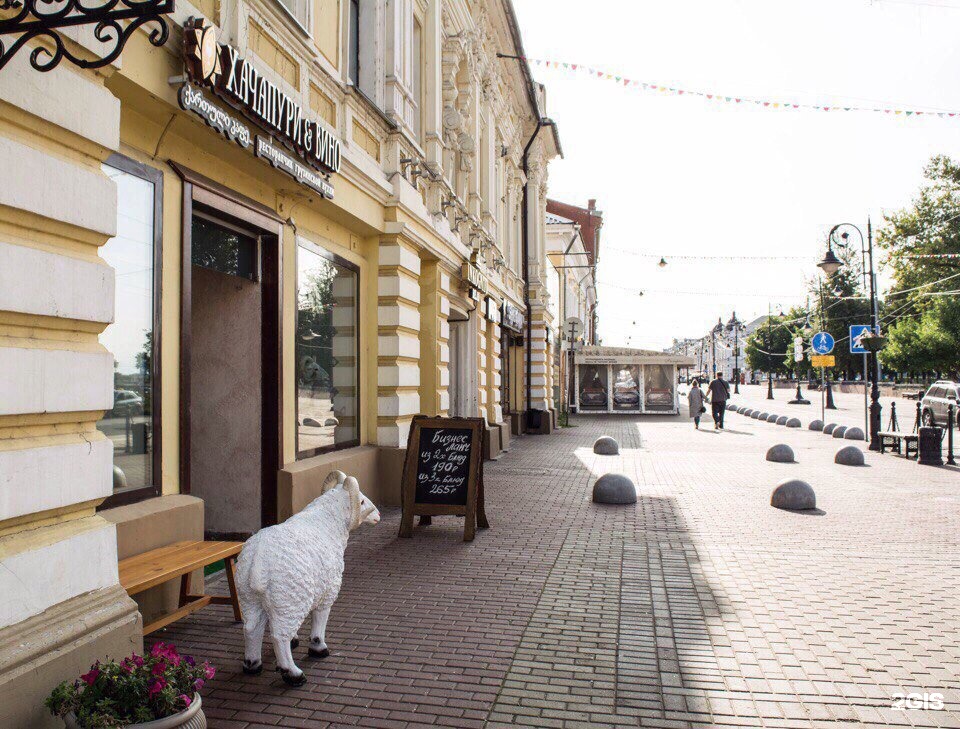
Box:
185 655 196 667
80 668 100 686
148 678 167 698
130 654 145 668
203 662 216 680
150 642 166 658
178 694 192 708
193 679 204 691
152 661 167 676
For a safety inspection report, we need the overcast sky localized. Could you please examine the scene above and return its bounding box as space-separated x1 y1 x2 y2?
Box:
512 0 960 349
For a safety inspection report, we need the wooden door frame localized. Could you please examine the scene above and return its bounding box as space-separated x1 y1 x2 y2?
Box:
171 163 284 531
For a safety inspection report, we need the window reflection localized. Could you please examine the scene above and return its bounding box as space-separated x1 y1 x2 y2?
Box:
296 243 359 457
99 166 155 493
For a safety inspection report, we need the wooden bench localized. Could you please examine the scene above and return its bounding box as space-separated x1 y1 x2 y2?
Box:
119 540 243 635
879 431 919 459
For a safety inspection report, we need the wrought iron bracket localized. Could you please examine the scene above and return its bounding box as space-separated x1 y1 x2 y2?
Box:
0 0 174 73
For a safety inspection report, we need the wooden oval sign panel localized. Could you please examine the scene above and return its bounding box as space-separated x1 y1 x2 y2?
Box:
400 415 489 541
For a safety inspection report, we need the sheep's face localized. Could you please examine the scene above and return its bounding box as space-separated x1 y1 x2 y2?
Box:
357 491 381 526
342 476 380 529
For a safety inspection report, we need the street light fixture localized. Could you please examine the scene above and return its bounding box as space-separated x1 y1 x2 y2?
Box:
725 311 744 394
820 221 883 451
711 318 723 377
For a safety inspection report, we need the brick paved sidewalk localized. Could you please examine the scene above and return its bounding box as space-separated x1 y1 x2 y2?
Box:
154 412 960 728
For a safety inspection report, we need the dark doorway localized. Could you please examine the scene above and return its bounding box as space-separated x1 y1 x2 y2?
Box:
176 168 282 541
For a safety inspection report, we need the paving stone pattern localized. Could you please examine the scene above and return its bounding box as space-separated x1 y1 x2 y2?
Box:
155 406 960 728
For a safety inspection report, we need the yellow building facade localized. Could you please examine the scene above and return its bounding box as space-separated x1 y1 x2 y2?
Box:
0 0 560 724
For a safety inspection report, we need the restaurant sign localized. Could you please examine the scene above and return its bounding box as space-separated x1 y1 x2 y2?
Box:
462 261 488 295
180 18 340 198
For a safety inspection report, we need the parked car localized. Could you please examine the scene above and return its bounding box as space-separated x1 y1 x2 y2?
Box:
920 381 960 428
111 390 143 417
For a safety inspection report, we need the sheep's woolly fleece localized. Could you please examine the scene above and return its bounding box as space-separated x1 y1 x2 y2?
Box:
235 471 373 641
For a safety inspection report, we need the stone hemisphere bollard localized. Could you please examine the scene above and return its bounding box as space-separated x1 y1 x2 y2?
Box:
771 479 817 511
823 423 838 435
844 427 865 441
786 418 802 428
776 415 789 426
738 407 747 414
832 425 848 439
743 409 753 417
751 411 761 419
727 403 737 412
593 436 620 456
835 445 865 466
592 474 637 505
809 419 824 431
767 413 779 423
759 412 770 420
113 466 127 491
766 444 795 463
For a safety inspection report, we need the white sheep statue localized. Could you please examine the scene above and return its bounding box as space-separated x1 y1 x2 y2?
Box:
235 470 380 686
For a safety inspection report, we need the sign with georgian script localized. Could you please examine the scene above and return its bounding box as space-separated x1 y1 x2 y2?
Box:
399 416 489 542
181 17 340 198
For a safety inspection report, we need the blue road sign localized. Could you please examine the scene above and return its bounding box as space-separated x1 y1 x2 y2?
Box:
850 325 874 354
811 332 835 355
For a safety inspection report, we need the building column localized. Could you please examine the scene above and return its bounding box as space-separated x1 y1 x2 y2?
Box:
477 314 488 420
485 313 503 425
377 238 421 447
0 54 140 728
528 312 552 413
417 261 451 417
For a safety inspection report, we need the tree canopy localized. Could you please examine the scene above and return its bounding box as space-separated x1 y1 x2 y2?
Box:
876 155 960 378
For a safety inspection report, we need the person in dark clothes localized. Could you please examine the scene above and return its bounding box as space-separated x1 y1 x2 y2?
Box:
707 372 731 430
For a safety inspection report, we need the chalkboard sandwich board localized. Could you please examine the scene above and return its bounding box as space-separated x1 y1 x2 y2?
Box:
399 415 489 542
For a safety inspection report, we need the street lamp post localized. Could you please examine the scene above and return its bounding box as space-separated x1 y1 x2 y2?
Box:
711 318 723 377
766 304 775 400
818 220 884 451
817 280 837 410
726 312 743 394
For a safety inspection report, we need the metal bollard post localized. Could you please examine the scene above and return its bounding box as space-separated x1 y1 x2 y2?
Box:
825 377 836 410
888 401 899 432
915 401 922 434
948 404 956 466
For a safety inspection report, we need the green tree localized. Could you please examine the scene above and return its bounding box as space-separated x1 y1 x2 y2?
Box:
877 154 960 377
745 311 797 376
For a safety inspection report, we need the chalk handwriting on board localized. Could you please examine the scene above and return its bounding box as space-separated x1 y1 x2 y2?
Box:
415 428 472 503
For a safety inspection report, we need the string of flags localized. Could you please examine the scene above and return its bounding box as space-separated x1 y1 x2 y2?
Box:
524 56 957 118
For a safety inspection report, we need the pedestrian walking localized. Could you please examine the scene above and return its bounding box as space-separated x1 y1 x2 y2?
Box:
707 372 731 430
687 379 706 429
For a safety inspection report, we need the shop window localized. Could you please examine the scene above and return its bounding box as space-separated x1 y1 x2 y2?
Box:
578 364 608 411
613 365 641 411
99 157 163 507
644 364 675 411
296 241 360 457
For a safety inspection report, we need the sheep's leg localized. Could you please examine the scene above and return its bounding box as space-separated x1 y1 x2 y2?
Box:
272 635 306 687
241 606 267 675
308 604 333 659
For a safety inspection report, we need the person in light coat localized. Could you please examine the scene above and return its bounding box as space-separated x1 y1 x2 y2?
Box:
687 379 706 429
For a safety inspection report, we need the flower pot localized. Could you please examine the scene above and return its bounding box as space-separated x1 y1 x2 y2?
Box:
64 694 205 729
